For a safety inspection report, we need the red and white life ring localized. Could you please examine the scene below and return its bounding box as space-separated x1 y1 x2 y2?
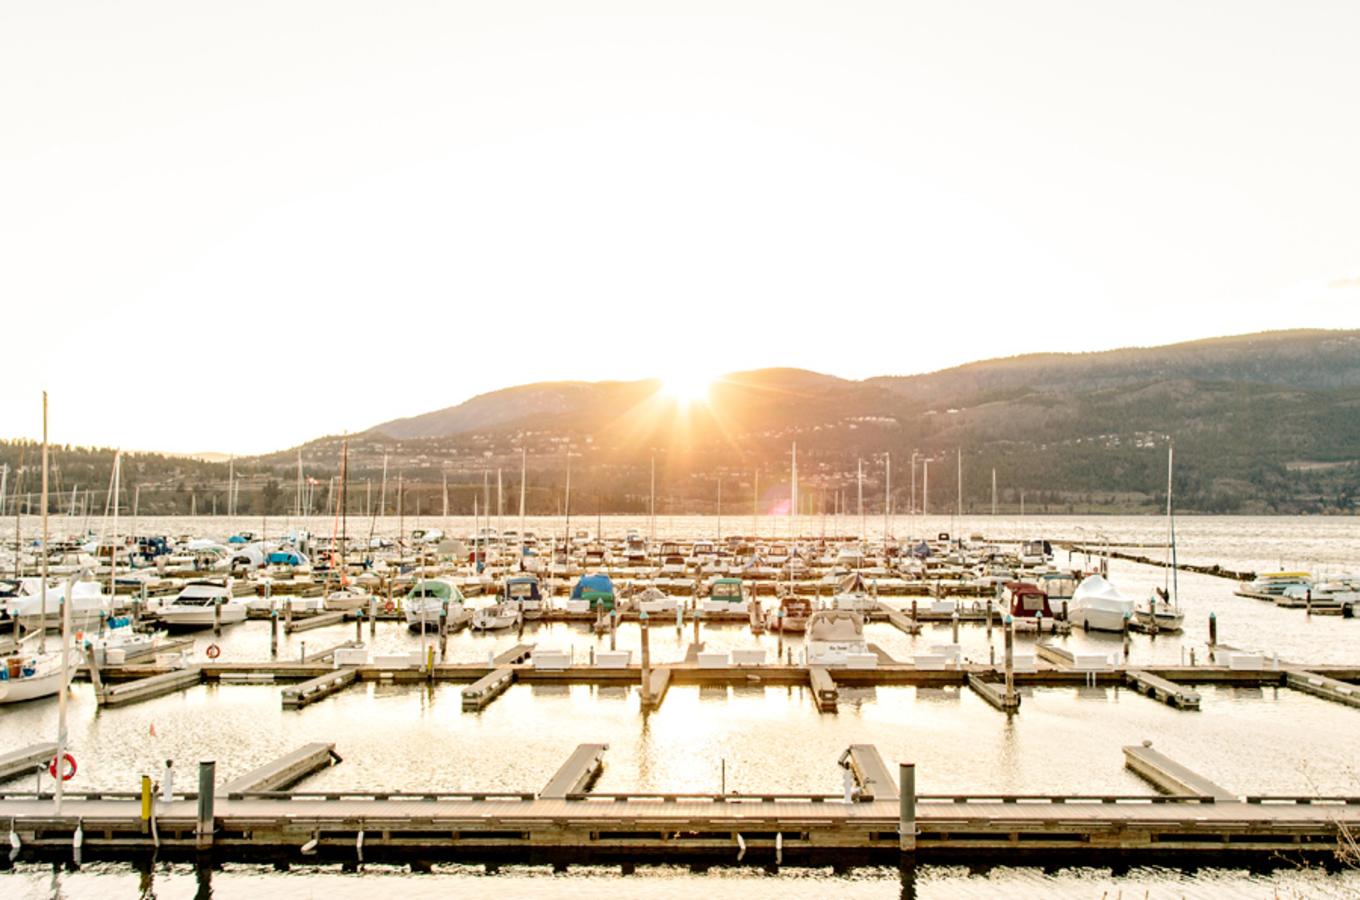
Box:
383 599 396 614
49 753 77 781
205 643 222 660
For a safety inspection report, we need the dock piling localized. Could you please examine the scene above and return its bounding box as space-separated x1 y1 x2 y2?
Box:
196 760 215 850
640 611 651 708
1209 612 1217 647
354 610 363 642
213 598 222 636
368 596 376 637
270 608 278 658
1003 615 1015 704
140 775 151 832
898 762 916 853
951 610 959 643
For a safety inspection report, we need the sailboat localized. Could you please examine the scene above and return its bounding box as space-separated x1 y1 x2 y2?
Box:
0 642 82 704
1135 443 1185 633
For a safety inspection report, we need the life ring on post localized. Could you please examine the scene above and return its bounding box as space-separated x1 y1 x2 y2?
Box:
383 599 396 614
50 753 77 781
205 643 222 660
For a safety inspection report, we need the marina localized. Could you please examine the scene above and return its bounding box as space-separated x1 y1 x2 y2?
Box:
3 514 1360 883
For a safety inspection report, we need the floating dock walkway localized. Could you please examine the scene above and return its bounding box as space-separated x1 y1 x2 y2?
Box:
0 743 58 782
1122 743 1236 801
540 743 608 799
221 743 340 798
2 742 1355 866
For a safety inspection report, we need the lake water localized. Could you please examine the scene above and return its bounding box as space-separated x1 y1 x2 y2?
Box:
2 514 1359 897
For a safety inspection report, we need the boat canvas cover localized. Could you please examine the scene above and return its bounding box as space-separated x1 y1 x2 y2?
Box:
407 580 457 602
807 610 864 641
1071 575 1132 609
837 572 868 595
571 574 615 606
267 549 306 565
709 578 744 600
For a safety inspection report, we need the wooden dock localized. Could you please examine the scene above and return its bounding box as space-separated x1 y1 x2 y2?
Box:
839 744 898 801
281 668 359 709
97 666 204 707
642 667 671 711
880 606 922 636
0 743 58 782
462 667 515 711
221 743 340 798
809 667 838 712
1125 670 1201 710
1122 743 1236 801
4 784 1355 865
285 611 347 634
541 743 608 799
966 673 1020 712
1283 667 1360 709
493 643 535 665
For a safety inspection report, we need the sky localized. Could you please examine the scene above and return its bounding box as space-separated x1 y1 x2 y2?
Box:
3 1 1359 455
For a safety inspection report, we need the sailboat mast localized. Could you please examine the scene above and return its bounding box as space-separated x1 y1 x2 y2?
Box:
40 394 50 652
1166 442 1178 605
790 442 797 540
340 436 348 575
519 447 527 546
109 450 121 600
883 452 891 550
857 458 864 543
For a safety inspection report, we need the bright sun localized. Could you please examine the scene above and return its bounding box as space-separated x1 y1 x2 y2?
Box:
659 373 715 405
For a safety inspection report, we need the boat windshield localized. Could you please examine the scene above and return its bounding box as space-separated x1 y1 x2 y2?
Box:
711 581 741 599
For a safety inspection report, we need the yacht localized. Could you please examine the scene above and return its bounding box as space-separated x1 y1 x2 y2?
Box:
804 610 869 667
158 579 248 630
1068 575 1134 632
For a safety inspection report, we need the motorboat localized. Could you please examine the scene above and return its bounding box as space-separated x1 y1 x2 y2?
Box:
0 646 83 704
569 574 616 613
2 577 111 633
804 610 869 667
404 577 465 631
158 579 248 630
82 619 164 666
831 572 877 612
502 575 545 619
657 542 687 577
1004 581 1053 619
323 584 374 612
1068 575 1134 632
1018 539 1051 567
1037 571 1078 603
766 593 813 632
1245 572 1311 597
634 585 678 615
470 601 523 631
702 577 749 614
